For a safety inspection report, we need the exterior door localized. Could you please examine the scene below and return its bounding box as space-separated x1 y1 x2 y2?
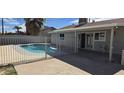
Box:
85 33 93 49
81 33 85 48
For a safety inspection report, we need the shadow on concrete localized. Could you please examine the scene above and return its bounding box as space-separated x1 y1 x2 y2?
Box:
53 49 124 75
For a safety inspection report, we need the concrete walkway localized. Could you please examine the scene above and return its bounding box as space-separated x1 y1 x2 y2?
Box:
14 58 90 75
115 70 124 75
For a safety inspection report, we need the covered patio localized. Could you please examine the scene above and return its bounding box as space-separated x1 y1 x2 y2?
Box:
51 22 124 62
74 23 122 62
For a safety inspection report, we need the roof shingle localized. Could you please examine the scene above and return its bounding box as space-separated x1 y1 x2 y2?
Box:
60 18 124 30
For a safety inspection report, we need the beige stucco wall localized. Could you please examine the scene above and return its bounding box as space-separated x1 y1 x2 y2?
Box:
89 27 124 54
77 30 111 52
93 30 111 52
51 32 75 48
50 27 124 54
51 30 110 52
113 27 124 54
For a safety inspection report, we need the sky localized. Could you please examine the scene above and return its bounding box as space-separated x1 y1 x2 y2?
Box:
45 18 115 29
0 18 25 33
45 18 79 28
0 18 114 33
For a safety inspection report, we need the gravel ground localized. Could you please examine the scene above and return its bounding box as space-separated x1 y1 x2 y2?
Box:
0 64 17 75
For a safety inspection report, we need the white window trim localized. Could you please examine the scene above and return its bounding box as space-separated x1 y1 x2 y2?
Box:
59 33 64 40
94 31 106 42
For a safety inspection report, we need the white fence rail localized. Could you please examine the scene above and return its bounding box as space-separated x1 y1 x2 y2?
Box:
0 35 50 45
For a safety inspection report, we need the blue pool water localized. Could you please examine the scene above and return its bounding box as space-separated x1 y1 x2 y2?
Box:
20 44 57 54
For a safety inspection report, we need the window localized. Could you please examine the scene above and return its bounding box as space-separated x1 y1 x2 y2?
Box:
95 33 99 40
60 34 64 40
95 32 106 41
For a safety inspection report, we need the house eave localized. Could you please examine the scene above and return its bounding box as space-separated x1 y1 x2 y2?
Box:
49 23 124 34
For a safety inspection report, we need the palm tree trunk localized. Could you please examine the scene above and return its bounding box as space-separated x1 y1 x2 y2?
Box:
17 29 19 35
2 18 4 35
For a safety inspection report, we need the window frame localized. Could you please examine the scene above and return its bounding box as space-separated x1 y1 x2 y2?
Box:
94 31 106 41
59 33 65 40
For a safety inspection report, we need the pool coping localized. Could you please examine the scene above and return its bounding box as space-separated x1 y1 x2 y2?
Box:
14 43 51 56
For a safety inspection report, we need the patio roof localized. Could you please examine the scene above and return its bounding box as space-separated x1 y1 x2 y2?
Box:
49 23 124 33
49 18 124 34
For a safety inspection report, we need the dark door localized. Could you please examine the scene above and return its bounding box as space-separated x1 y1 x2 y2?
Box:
81 33 85 48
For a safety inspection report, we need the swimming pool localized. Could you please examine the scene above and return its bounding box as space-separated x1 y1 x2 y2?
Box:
20 44 57 54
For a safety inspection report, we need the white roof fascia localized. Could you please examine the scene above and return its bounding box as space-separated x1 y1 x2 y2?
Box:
49 23 119 34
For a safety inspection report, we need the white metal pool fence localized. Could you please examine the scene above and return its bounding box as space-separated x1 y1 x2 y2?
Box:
0 35 75 65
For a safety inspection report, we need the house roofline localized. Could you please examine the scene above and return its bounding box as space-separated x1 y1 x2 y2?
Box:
49 23 124 34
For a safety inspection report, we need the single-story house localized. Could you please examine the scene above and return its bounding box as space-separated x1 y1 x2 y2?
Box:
49 18 124 62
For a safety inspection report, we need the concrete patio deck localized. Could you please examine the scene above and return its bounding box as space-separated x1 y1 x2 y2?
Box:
14 58 90 75
14 54 124 75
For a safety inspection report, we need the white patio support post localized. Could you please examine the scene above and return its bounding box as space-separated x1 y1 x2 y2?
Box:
77 33 79 53
56 34 58 50
74 30 77 53
58 36 61 56
109 27 114 62
92 32 95 50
